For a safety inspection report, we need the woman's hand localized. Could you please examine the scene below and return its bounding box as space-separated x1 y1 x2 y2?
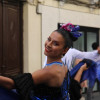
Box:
80 63 88 71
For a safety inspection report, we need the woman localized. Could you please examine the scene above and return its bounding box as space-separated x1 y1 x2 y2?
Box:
0 23 93 100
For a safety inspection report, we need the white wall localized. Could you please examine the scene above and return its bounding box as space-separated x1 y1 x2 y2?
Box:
23 3 42 73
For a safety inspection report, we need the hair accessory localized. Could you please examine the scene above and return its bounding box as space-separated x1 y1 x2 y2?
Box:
60 23 82 38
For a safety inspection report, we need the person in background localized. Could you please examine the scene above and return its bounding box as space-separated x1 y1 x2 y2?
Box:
86 42 100 100
92 42 99 50
62 47 100 71
0 23 92 100
61 42 100 100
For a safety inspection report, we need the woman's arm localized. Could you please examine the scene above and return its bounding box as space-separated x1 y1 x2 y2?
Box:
74 63 87 82
69 63 88 100
0 76 15 89
0 65 67 89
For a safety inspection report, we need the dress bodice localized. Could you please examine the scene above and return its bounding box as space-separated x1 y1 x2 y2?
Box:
31 61 69 100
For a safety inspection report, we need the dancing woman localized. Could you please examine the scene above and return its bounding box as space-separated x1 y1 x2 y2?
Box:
0 23 96 100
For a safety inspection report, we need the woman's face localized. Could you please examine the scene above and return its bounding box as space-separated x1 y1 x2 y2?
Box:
44 31 68 58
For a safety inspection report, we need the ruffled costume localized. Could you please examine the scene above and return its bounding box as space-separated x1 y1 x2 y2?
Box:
96 61 100 82
0 59 97 100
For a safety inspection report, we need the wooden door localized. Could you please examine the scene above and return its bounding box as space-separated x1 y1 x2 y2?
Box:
0 0 23 76
0 0 3 75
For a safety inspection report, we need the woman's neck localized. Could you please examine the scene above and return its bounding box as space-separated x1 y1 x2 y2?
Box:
47 57 62 64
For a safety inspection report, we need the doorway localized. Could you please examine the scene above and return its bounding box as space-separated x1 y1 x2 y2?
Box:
0 0 23 76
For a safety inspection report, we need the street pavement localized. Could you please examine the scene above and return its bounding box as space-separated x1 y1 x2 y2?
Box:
81 92 100 100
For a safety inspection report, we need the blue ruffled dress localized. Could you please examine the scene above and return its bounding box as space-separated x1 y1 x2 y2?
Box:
0 60 97 100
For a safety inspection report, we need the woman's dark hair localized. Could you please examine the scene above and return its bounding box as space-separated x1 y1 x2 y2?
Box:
54 28 78 48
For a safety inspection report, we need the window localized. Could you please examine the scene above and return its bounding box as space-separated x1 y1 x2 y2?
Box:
73 26 99 52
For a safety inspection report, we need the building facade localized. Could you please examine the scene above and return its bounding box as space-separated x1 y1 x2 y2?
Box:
0 0 100 77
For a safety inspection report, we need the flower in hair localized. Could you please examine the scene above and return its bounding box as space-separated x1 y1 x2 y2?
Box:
60 23 82 38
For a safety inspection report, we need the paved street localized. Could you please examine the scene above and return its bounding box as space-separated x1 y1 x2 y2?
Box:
81 92 100 100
